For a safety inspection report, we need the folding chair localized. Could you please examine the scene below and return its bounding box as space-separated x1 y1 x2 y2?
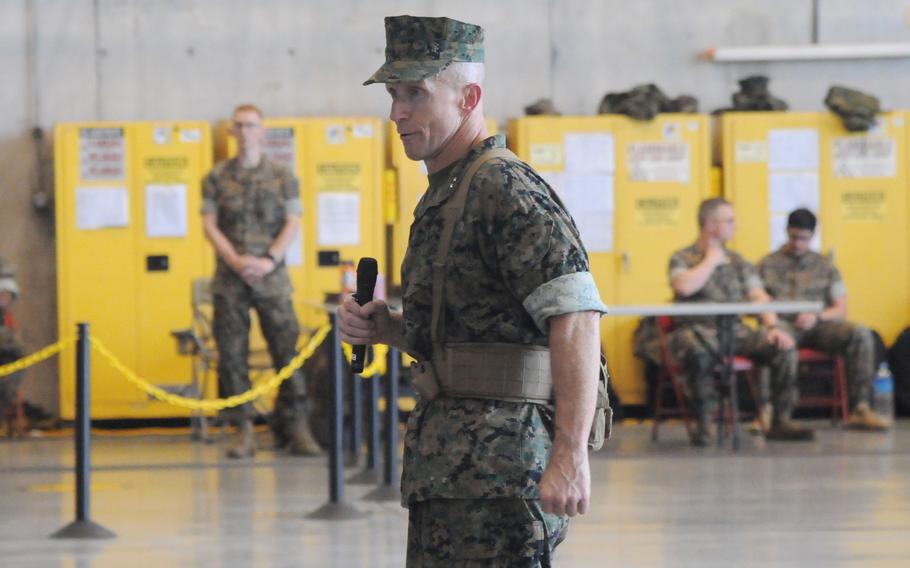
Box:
651 315 765 441
796 348 849 423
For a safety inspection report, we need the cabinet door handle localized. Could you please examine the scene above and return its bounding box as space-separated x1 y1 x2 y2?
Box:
622 251 630 272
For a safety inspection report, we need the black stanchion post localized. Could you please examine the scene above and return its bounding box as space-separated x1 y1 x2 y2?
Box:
725 315 741 451
348 356 382 484
364 347 400 502
307 314 365 520
346 361 364 468
51 323 116 539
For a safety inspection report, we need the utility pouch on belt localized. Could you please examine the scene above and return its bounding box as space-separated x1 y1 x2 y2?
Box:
412 146 612 451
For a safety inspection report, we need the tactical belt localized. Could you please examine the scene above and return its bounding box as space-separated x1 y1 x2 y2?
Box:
412 343 553 404
409 147 555 404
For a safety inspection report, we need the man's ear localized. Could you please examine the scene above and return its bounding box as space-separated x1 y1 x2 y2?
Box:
461 83 483 115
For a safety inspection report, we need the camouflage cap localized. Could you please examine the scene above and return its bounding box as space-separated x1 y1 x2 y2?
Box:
363 15 484 86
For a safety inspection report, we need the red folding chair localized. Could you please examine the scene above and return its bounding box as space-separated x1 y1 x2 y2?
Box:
651 316 765 441
796 348 849 423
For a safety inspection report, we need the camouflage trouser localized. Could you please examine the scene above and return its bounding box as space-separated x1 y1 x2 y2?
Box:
787 320 875 410
406 499 569 567
212 291 306 426
671 323 799 423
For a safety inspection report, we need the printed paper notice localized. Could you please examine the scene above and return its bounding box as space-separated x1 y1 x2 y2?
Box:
326 125 346 145
352 123 374 138
285 232 303 266
529 143 563 168
79 127 126 181
549 173 614 252
317 193 360 246
768 172 819 212
832 137 896 179
768 129 819 171
263 128 297 174
735 141 768 163
76 187 129 230
564 133 614 173
841 191 886 222
627 142 690 183
145 184 187 238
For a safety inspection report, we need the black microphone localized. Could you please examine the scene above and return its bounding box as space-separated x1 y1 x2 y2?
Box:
351 257 378 374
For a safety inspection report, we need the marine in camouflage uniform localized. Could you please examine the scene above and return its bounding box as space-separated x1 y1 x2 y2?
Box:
669 244 800 435
361 16 607 566
668 198 813 445
759 208 889 429
401 135 605 565
0 258 24 423
202 151 313 452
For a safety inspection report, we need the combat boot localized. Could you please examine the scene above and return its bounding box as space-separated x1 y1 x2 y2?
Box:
689 413 713 447
845 402 891 431
285 417 323 456
765 420 815 442
225 419 256 459
748 404 773 435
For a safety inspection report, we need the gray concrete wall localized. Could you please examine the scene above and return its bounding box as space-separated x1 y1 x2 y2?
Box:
4 0 910 416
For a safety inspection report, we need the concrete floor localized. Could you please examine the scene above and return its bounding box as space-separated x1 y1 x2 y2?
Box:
1 420 909 567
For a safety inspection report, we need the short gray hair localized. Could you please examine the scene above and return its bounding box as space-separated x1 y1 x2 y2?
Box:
435 62 485 90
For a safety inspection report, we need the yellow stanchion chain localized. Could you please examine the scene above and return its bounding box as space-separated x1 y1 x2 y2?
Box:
0 337 77 378
341 343 388 377
90 324 332 411
0 324 385 410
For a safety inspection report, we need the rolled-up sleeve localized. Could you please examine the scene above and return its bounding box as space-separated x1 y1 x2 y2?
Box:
284 197 303 216
200 172 217 215
523 272 609 333
668 252 689 283
829 265 847 299
741 260 764 292
282 173 302 216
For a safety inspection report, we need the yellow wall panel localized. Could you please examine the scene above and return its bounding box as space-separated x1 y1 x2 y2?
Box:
55 121 213 419
722 111 908 343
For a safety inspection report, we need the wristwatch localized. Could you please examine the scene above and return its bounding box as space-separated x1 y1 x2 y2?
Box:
263 252 279 265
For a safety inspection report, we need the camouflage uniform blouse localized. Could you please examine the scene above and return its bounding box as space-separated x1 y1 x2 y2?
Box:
758 249 847 322
668 243 764 326
201 157 302 298
400 135 607 505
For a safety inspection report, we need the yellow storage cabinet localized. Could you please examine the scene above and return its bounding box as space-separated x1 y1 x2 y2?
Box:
722 111 908 343
218 118 386 328
509 115 711 405
386 119 499 290
55 121 214 419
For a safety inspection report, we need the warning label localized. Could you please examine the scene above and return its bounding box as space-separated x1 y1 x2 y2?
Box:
80 127 126 181
841 191 886 222
634 197 680 227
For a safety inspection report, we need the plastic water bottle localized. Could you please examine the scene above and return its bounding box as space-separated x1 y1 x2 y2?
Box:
872 362 895 419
